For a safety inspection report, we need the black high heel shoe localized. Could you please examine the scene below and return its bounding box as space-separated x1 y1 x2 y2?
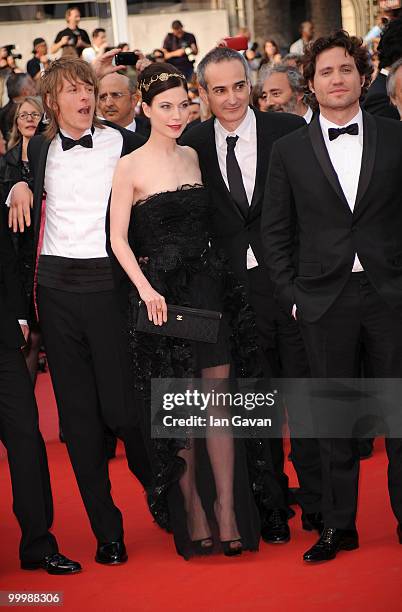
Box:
214 501 243 557
221 539 243 557
192 538 214 555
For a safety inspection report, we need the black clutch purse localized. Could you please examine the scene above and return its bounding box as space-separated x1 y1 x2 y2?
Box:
136 300 222 343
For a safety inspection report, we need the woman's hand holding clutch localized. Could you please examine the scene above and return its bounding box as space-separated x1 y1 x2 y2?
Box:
138 283 167 326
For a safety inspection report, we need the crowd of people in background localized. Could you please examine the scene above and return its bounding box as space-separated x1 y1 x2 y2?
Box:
1 5 402 152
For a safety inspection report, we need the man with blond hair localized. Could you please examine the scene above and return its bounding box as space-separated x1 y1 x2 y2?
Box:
8 57 151 567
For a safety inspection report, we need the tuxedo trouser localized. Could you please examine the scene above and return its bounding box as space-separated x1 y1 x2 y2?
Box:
299 272 402 529
37 285 152 543
0 344 58 562
247 267 322 513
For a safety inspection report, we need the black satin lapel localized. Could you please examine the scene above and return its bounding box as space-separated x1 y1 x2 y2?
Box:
308 117 351 213
354 112 377 210
120 126 132 156
249 111 267 216
206 120 245 221
33 138 51 234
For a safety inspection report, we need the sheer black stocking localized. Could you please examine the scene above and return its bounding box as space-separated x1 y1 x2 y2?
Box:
178 363 241 551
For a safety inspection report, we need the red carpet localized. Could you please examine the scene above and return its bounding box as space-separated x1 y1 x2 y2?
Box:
1 372 402 611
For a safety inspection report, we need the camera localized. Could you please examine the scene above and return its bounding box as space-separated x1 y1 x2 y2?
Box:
114 51 140 66
1 44 22 60
183 45 196 64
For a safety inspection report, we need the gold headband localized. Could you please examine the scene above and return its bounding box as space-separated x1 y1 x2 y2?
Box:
139 72 186 93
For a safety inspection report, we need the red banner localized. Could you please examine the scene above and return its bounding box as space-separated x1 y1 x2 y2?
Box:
379 0 401 9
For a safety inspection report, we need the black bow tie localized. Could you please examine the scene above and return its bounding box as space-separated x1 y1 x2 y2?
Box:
328 123 359 141
60 132 93 151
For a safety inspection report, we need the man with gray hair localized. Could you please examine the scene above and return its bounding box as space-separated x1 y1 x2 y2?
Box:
98 71 150 138
387 58 402 118
182 45 322 545
260 64 313 123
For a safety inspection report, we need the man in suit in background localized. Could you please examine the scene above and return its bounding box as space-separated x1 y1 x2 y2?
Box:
182 46 323 544
98 72 150 139
260 64 314 123
0 205 80 574
387 57 402 118
8 57 152 566
262 30 402 562
363 17 402 119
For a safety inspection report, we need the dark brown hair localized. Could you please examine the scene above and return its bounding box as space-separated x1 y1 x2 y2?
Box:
138 62 188 106
303 30 373 100
264 39 280 58
40 58 104 140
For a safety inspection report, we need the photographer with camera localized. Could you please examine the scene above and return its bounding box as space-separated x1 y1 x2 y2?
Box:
27 38 51 84
51 6 91 57
0 46 23 105
162 20 198 81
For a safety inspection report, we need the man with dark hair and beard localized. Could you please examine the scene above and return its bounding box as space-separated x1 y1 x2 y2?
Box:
262 30 402 562
260 64 313 123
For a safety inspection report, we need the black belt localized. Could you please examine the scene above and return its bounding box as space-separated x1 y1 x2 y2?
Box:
37 255 114 293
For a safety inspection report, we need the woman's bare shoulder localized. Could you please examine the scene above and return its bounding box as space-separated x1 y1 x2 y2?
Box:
116 146 150 175
180 144 199 163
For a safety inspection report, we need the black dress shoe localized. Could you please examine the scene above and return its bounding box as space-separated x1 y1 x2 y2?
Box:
397 524 402 544
358 438 374 460
95 540 128 565
21 553 81 575
301 512 324 534
303 527 359 562
261 508 290 544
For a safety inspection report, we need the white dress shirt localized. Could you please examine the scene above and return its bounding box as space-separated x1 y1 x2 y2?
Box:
289 39 304 55
319 109 364 272
125 119 137 132
303 105 313 124
214 107 258 269
41 125 123 258
82 45 102 64
292 108 364 319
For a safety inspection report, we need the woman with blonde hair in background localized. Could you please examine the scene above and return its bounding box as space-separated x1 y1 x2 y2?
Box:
0 95 43 384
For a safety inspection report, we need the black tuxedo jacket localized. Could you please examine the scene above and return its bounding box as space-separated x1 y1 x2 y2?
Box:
362 72 400 120
0 206 26 348
135 116 151 140
261 111 402 323
181 108 304 289
26 121 145 314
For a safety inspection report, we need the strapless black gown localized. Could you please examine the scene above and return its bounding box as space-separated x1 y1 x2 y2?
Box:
128 185 261 558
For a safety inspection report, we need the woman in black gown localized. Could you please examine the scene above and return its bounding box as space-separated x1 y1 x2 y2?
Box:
110 63 260 559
